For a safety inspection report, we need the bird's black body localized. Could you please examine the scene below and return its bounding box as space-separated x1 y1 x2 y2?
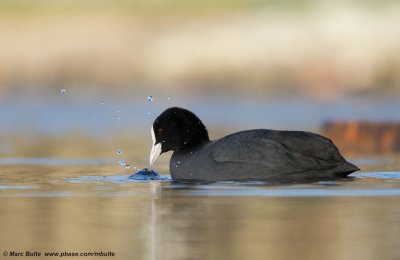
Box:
151 107 359 182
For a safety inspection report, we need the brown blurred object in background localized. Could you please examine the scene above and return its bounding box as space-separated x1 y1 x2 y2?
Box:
323 121 400 155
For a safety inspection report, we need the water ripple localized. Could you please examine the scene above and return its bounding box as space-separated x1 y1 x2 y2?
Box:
354 172 400 179
64 175 171 184
176 188 400 197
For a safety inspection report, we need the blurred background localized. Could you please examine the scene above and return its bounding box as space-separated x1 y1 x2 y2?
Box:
1 0 400 170
1 3 400 260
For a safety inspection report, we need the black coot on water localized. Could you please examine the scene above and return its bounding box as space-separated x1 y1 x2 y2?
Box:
149 107 359 182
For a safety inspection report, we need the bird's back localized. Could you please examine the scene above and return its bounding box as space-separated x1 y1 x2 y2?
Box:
171 129 359 181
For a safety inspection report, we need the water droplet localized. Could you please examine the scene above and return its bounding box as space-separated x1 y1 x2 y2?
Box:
178 161 181 164
116 149 123 155
117 117 121 120
60 88 67 94
134 166 137 169
119 160 126 166
167 96 171 100
125 164 131 169
116 109 121 113
100 102 105 105
147 95 153 102
147 112 152 115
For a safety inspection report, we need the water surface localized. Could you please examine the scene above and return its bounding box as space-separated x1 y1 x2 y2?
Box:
0 157 399 260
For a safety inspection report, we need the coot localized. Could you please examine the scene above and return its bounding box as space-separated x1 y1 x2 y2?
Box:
149 107 359 181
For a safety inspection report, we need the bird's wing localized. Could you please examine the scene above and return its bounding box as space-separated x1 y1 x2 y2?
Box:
269 131 345 162
210 130 342 172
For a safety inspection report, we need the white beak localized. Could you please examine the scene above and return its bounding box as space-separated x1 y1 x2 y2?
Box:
150 143 162 166
149 126 162 166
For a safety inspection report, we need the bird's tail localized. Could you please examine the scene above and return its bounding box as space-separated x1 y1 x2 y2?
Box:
334 161 360 177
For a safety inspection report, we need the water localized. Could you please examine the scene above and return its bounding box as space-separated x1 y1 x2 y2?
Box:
1 94 400 259
0 157 399 260
2 95 400 137
118 160 126 166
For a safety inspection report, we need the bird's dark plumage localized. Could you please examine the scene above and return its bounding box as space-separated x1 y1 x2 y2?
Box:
150 107 359 182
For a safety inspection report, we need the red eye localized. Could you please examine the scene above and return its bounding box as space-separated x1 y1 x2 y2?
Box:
158 128 164 135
